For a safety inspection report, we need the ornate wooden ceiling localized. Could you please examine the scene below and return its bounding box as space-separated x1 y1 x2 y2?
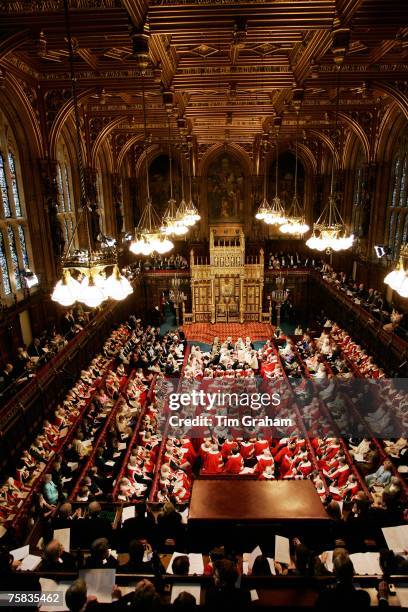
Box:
0 0 407 168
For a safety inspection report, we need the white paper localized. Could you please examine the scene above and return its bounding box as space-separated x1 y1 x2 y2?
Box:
349 552 382 575
267 558 276 575
167 552 204 575
105 460 115 467
10 544 29 561
180 507 189 525
39 579 69 611
320 550 334 573
121 506 136 523
250 590 259 602
382 524 408 553
79 569 115 604
188 553 204 575
19 554 42 571
396 587 408 608
54 528 70 552
248 545 262 572
170 584 201 604
275 535 291 565
118 442 127 451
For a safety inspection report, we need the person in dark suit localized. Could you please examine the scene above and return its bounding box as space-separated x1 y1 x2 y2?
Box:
118 502 156 550
205 559 250 611
315 552 370 609
85 538 117 569
73 501 112 548
41 539 76 571
118 539 163 574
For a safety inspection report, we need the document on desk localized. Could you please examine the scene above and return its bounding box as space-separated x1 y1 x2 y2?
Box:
320 550 334 573
10 544 29 561
275 535 291 565
54 528 70 552
349 552 382 575
382 524 408 553
19 554 42 571
79 569 115 603
170 584 201 604
188 553 204 575
167 552 204 575
396 587 408 608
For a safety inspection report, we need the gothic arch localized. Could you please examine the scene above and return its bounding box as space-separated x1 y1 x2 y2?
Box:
373 81 408 121
91 116 126 168
338 112 370 163
307 129 341 169
49 88 95 160
117 134 145 171
375 103 407 163
198 142 252 178
0 73 44 158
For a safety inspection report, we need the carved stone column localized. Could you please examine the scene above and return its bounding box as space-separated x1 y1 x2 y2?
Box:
39 159 65 271
111 173 124 239
84 167 101 250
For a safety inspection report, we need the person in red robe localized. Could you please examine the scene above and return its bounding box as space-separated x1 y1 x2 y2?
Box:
240 439 255 464
254 433 269 457
223 448 244 474
254 449 274 475
202 444 224 474
221 435 238 460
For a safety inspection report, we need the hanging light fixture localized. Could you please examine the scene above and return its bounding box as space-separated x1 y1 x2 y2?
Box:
255 146 272 221
161 115 181 236
384 244 408 298
280 114 309 235
52 0 132 309
130 73 174 256
174 146 190 234
264 138 287 225
184 143 201 225
306 67 353 253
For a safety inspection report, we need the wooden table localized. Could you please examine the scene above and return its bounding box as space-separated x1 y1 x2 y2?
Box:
189 479 330 522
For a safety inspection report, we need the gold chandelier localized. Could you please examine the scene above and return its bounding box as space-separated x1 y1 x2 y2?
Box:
306 68 353 253
264 139 286 225
52 0 132 309
280 115 309 235
384 244 408 298
161 115 188 237
130 74 174 256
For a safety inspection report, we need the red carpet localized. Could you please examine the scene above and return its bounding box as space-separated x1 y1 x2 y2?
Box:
180 322 274 344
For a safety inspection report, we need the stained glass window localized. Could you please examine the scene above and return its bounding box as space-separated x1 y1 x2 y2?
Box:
7 226 21 290
64 166 72 211
17 224 29 269
0 230 11 295
0 153 11 218
56 145 76 250
57 163 65 212
0 114 34 298
8 152 21 216
387 128 408 259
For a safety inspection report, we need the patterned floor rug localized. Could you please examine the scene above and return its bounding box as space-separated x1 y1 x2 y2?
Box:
181 322 274 344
